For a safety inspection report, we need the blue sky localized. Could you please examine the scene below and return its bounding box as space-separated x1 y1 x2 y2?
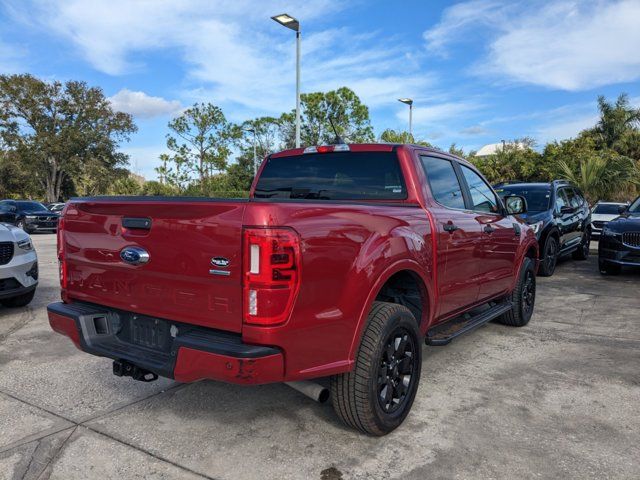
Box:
2 0 640 180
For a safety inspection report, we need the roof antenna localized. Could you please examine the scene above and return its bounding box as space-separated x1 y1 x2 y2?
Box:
328 116 346 145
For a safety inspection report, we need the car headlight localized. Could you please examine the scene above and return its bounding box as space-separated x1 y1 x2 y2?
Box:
17 238 33 251
530 221 543 235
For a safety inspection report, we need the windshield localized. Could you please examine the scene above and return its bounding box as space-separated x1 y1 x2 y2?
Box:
494 187 551 212
16 201 49 212
593 203 624 214
254 151 407 200
629 197 640 213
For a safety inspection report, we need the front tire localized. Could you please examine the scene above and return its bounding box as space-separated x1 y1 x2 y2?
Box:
496 257 536 327
1 289 36 307
538 236 558 277
331 302 422 436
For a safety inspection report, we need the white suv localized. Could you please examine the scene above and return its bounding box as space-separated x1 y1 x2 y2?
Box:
0 223 38 307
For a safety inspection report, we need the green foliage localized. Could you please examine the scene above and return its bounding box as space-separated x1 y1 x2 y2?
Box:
469 138 550 184
141 180 179 196
163 103 237 191
280 87 375 147
0 74 136 201
109 175 143 195
379 129 432 147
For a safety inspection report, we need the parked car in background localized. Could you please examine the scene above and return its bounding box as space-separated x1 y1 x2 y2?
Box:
0 200 59 233
46 202 66 213
591 201 628 238
598 196 640 275
0 203 17 225
495 180 591 276
0 223 38 307
48 143 538 435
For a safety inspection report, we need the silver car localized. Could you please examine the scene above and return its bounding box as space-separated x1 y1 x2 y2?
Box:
0 223 38 307
591 201 628 238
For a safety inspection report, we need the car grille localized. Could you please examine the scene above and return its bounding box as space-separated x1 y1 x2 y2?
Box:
592 220 605 229
0 242 14 265
622 232 640 248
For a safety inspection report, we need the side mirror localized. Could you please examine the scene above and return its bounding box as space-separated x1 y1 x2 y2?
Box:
504 195 527 215
618 205 628 214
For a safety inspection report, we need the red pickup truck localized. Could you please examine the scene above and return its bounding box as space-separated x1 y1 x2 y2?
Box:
48 143 538 435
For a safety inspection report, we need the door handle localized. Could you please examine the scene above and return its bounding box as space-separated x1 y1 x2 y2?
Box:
483 225 495 234
443 223 459 233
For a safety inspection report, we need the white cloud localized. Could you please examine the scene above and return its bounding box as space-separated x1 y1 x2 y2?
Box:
108 89 182 119
121 144 167 180
424 0 640 91
11 0 430 116
398 100 483 124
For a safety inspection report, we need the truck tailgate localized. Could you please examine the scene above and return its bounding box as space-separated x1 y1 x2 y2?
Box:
62 199 246 333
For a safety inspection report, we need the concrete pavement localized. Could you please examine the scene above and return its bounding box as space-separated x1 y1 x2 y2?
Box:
1 235 638 479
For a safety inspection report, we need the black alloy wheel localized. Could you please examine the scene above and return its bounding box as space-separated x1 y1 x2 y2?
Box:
377 328 417 414
521 268 536 318
540 236 558 276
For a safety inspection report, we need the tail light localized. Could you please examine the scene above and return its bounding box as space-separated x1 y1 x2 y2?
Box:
243 228 301 326
57 216 67 290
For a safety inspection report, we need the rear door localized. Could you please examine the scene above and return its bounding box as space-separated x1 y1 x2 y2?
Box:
62 199 247 333
458 164 520 299
555 187 581 250
419 155 482 318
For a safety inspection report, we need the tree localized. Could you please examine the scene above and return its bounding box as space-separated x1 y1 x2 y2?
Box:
469 138 548 184
280 87 375 147
591 94 640 152
235 116 282 172
165 103 235 189
557 152 639 203
378 129 432 147
0 74 136 201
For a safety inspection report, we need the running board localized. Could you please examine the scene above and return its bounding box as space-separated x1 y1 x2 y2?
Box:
425 301 513 346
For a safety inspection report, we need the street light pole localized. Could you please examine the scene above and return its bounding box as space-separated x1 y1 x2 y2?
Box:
398 98 413 143
243 127 258 175
272 13 301 148
295 29 301 148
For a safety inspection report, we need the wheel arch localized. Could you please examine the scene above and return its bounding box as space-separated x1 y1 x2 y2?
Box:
347 260 434 363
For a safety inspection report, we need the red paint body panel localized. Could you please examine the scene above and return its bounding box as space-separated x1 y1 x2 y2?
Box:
51 144 538 384
173 348 284 384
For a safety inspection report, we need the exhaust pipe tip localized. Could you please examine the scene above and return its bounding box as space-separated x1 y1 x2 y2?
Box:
285 381 330 403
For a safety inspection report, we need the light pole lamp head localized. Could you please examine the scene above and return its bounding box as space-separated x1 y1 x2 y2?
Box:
272 13 300 31
398 98 413 106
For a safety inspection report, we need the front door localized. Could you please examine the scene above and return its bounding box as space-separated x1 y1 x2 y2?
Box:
458 164 521 300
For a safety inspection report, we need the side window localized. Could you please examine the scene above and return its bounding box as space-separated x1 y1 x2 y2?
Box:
459 165 500 213
420 156 465 209
570 189 584 208
555 189 569 211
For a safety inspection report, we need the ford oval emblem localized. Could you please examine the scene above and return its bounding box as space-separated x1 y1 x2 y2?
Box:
120 246 150 265
211 257 230 268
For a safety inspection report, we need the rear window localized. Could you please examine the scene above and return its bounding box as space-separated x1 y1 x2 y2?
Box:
254 152 406 200
593 203 623 214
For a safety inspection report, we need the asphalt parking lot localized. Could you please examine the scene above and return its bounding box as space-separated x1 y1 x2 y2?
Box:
1 234 638 480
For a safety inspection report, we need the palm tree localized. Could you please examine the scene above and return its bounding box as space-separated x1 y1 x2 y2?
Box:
558 153 639 203
594 94 640 150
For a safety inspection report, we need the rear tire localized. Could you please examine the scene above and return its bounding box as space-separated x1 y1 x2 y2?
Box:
1 289 35 307
331 302 422 436
538 236 558 277
572 228 590 260
599 259 621 275
496 257 536 327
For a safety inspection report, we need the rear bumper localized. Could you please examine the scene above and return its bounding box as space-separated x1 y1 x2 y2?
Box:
47 301 284 385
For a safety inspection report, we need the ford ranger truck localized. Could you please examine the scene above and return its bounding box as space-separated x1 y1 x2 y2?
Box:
48 143 538 435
